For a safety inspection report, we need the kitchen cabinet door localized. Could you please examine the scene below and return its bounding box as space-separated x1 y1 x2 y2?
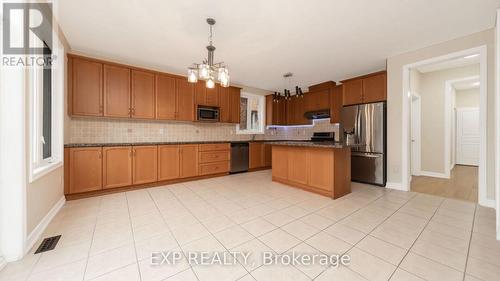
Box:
342 79 363 106
103 146 132 189
104 64 131 118
265 95 273 125
206 85 219 107
287 147 308 185
308 89 330 111
229 87 241 123
272 146 288 180
156 74 177 120
158 145 180 181
219 87 231 122
194 81 206 106
263 144 272 167
330 85 343 123
362 73 387 103
176 78 195 121
307 148 333 192
69 147 102 194
71 57 103 116
179 144 198 178
249 143 263 169
276 98 287 125
286 98 296 125
132 145 157 185
131 70 155 119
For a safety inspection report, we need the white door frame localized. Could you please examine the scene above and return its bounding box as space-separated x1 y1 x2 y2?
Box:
445 76 480 176
410 92 421 176
401 45 489 207
495 9 500 241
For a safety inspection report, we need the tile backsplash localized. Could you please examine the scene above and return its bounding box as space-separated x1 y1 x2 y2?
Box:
66 117 339 144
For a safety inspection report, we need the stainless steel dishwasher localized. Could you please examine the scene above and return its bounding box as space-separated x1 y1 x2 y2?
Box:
230 142 249 173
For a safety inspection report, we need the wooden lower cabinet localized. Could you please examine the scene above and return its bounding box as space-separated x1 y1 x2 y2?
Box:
158 145 180 181
271 145 351 198
132 145 157 184
249 142 272 169
271 145 288 180
180 144 198 178
65 143 234 197
287 148 308 185
103 146 132 189
68 147 103 194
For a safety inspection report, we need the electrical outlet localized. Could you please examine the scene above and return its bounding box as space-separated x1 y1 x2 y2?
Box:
127 128 133 133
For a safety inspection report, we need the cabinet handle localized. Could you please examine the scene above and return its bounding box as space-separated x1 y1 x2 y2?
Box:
131 108 135 115
98 151 102 159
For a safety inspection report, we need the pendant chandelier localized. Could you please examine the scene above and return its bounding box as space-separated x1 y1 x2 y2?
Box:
187 18 230 89
272 73 304 102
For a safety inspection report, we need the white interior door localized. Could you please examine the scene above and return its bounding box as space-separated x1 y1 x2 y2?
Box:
456 108 480 166
410 94 421 175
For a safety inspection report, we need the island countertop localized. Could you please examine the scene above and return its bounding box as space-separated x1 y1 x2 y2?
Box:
265 141 348 149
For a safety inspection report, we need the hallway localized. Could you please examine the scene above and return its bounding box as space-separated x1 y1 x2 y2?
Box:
411 165 478 202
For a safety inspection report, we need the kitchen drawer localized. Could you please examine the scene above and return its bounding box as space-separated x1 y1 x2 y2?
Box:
199 143 230 151
199 161 229 175
199 151 230 163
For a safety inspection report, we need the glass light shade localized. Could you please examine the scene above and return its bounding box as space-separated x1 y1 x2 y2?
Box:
187 68 198 83
220 74 230 87
218 67 228 81
199 64 210 79
206 77 215 88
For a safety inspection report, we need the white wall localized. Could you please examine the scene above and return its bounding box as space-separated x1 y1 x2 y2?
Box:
418 64 479 174
387 28 496 202
456 88 480 108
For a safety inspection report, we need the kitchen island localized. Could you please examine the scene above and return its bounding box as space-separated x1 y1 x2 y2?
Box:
267 142 351 199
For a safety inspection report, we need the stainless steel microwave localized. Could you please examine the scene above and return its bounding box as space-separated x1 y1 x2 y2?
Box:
197 106 220 121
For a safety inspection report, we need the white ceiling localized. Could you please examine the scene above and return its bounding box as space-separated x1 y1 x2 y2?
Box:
55 0 500 91
453 78 480 91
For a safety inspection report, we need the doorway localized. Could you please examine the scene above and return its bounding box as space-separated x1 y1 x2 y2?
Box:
404 48 485 203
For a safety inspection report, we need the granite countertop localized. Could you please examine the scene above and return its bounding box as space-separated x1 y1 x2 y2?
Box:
265 141 348 149
64 140 303 148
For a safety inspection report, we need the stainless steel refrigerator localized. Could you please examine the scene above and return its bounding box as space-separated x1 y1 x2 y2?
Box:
341 102 386 186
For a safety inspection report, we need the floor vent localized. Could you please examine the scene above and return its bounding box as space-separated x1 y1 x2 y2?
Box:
34 235 61 254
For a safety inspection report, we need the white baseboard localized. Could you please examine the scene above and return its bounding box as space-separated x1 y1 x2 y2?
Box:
385 182 406 191
479 197 495 209
419 171 449 179
25 196 65 255
0 256 6 271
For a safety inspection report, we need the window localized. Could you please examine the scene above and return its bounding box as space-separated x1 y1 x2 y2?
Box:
236 92 265 134
29 39 63 182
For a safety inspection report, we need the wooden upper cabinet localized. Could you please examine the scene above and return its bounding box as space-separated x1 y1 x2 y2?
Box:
276 98 287 125
69 147 102 194
265 95 273 126
156 74 177 120
219 87 231 123
131 70 155 119
362 72 387 103
312 90 330 111
229 87 241 123
132 145 157 185
195 82 219 107
158 145 180 181
103 146 132 189
104 64 131 118
342 79 363 106
330 85 343 123
179 144 198 178
342 71 387 106
71 57 103 116
176 78 195 121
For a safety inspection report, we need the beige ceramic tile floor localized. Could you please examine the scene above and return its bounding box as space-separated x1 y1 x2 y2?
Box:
1 170 499 281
